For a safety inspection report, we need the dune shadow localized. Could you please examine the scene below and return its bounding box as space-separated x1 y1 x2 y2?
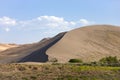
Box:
18 32 66 62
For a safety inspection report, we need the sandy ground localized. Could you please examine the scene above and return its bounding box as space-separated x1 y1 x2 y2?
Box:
19 62 49 65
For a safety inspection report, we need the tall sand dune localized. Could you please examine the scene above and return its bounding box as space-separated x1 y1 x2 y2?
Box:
46 25 120 62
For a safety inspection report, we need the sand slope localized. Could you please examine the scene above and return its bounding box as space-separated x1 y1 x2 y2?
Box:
46 25 120 62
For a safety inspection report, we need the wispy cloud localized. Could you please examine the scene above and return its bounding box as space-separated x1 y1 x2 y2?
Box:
18 16 74 31
0 16 17 26
0 16 95 33
0 16 95 43
79 19 90 25
79 19 95 26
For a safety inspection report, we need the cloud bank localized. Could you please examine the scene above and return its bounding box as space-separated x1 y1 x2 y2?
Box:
0 16 94 32
0 16 95 43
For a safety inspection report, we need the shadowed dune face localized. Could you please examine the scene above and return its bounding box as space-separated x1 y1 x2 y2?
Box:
46 25 120 62
0 32 66 63
18 32 66 62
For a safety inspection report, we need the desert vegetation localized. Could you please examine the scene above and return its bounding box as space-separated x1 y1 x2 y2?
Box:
49 58 58 63
99 56 120 66
0 63 120 80
69 56 120 67
0 56 120 80
68 59 83 63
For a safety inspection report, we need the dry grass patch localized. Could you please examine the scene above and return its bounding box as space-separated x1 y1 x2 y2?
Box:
0 63 120 80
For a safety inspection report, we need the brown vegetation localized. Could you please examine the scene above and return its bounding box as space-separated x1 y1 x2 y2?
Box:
0 63 120 80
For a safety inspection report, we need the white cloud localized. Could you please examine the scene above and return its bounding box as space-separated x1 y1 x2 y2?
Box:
18 16 77 32
79 19 95 26
0 16 95 35
0 16 17 26
0 16 95 43
38 16 64 23
79 19 90 25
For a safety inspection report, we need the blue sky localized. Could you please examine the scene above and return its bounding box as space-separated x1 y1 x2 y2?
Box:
0 0 120 44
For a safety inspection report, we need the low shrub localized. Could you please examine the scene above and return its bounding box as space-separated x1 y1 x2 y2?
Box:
99 56 120 66
49 58 58 62
69 59 83 63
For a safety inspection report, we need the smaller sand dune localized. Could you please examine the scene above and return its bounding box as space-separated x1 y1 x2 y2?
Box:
0 32 66 63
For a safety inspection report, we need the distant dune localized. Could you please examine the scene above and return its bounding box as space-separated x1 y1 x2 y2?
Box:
0 25 120 63
46 25 120 62
0 44 18 52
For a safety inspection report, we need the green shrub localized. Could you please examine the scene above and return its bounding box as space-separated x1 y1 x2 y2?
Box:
90 61 98 66
99 56 120 66
69 59 83 63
